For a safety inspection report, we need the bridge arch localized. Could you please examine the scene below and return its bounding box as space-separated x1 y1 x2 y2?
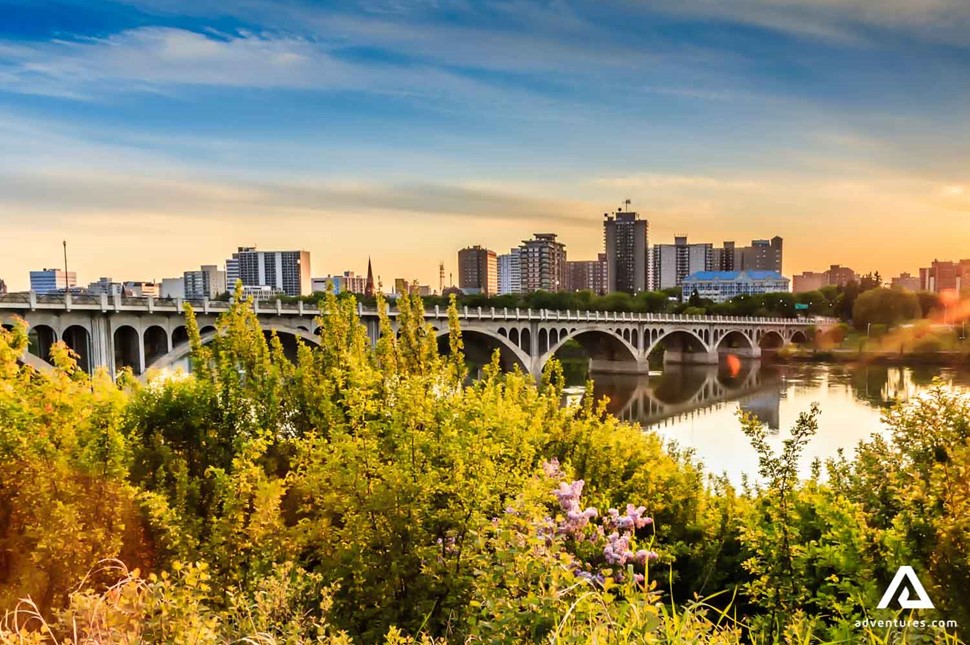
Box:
27 324 57 363
436 327 530 375
539 327 641 376
715 329 756 352
759 330 786 349
789 329 809 345
145 323 323 375
646 328 711 363
172 325 189 349
144 325 169 367
62 325 92 374
114 325 141 374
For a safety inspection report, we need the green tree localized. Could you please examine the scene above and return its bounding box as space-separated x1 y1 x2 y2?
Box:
851 287 921 330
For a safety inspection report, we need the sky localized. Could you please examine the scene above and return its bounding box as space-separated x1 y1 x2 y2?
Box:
0 0 969 291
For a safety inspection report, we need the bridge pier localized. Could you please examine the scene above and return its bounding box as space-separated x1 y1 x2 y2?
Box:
663 350 719 365
588 358 651 375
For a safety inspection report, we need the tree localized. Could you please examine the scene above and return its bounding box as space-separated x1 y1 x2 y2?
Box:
851 287 921 330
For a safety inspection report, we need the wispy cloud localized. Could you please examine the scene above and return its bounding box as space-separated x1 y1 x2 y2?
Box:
593 173 764 191
0 167 596 226
642 0 970 45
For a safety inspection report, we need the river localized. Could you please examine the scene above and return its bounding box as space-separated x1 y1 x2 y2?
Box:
583 362 970 484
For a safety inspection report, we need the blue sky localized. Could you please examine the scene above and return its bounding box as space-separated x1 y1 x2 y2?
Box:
1 0 969 289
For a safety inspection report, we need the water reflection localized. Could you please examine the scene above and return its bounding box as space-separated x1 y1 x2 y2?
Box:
590 362 970 483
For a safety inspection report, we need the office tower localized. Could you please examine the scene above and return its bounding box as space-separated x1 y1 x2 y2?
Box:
604 207 649 294
29 268 77 294
457 245 498 296
519 234 567 292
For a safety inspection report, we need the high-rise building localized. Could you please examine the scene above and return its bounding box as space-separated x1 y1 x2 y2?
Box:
709 241 737 272
226 247 311 297
29 268 77 294
604 208 649 294
457 245 498 296
519 234 567 292
498 250 521 295
0 279 6 296
225 246 254 290
737 237 783 272
651 236 712 291
566 254 608 294
184 265 227 299
890 272 920 292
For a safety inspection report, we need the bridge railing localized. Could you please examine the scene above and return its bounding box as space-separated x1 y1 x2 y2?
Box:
0 292 830 326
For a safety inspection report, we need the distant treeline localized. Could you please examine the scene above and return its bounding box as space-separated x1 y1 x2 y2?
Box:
277 271 943 324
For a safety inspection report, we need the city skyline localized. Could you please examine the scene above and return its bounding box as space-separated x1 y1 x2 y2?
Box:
2 1 969 290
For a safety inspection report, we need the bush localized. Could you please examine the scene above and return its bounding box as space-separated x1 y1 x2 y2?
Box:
0 297 967 644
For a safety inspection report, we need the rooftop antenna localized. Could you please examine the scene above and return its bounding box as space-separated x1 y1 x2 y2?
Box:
62 240 69 292
624 198 632 211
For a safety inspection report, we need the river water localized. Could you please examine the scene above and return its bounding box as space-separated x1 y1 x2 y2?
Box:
585 362 970 484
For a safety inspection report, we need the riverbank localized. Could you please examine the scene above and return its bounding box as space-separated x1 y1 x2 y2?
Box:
775 348 970 366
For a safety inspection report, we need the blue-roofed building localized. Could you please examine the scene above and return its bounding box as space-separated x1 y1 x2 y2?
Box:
681 270 790 303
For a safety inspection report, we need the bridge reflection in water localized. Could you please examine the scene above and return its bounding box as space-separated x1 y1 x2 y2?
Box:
590 362 783 431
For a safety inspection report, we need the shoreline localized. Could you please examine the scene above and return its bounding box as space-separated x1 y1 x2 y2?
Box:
775 349 970 366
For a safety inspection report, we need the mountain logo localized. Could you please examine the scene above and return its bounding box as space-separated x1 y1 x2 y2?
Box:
877 566 934 610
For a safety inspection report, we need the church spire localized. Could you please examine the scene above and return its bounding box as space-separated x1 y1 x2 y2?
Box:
365 257 375 297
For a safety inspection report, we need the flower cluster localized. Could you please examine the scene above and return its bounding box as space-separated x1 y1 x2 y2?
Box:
540 459 659 587
552 480 599 537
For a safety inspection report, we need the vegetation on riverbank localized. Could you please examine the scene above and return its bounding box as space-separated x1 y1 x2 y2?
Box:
0 292 966 643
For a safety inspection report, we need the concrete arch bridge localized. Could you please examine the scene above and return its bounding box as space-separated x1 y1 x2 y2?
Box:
0 292 828 381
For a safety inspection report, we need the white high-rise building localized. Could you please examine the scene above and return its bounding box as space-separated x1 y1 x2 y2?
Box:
183 265 227 299
225 247 311 297
651 236 712 291
498 250 521 295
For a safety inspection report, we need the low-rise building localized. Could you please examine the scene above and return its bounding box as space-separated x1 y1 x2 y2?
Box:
681 270 790 303
312 271 367 294
792 264 858 293
124 281 160 297
160 277 185 299
890 272 920 292
87 277 124 296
